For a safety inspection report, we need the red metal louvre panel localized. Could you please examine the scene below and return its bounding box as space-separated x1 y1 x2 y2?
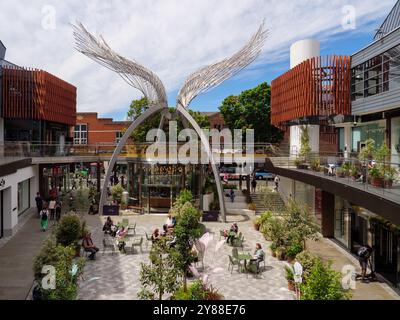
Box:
1 66 76 125
271 55 351 127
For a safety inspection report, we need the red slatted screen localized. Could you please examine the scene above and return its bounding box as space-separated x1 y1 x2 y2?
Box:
1 66 76 126
271 55 351 126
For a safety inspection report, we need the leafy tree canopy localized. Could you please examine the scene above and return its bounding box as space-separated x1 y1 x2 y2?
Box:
126 98 210 143
219 82 283 143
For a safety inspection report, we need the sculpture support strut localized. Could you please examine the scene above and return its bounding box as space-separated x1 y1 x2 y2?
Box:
99 104 166 215
99 104 227 222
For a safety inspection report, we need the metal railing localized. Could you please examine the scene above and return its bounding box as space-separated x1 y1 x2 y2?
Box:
0 141 283 159
270 152 400 203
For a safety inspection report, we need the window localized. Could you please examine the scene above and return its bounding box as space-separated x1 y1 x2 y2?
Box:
352 128 361 153
18 179 30 216
115 131 123 144
74 124 87 145
352 44 400 100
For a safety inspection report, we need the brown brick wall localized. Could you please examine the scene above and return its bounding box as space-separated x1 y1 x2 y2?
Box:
74 113 131 145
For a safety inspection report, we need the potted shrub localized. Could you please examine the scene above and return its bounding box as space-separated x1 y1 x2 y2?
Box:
248 203 256 211
335 167 345 178
310 158 320 172
285 265 295 291
276 246 286 261
350 165 359 181
341 162 351 177
270 242 277 257
286 243 303 263
383 166 397 188
369 166 384 188
202 200 219 222
294 158 302 169
253 216 261 231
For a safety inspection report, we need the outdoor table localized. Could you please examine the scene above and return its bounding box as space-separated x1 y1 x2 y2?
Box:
237 253 252 272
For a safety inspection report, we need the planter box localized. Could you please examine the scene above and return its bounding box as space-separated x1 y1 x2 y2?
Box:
202 210 219 222
103 205 120 216
371 177 384 188
296 164 309 170
202 192 214 212
384 180 393 188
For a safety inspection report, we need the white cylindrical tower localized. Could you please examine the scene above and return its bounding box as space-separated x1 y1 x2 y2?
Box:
289 39 321 156
290 39 320 69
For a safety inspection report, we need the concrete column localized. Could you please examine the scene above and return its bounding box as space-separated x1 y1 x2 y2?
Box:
321 191 335 238
344 125 352 158
289 125 320 157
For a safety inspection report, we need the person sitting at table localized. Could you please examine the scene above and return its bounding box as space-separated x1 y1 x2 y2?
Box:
249 243 264 272
82 232 99 260
164 213 176 230
116 226 128 253
161 224 169 237
226 223 239 245
152 228 161 242
102 217 114 235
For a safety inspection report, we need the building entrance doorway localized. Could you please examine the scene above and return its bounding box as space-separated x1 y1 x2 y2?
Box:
371 221 399 286
0 190 3 239
350 207 368 254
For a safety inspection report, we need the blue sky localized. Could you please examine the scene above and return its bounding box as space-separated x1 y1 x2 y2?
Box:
0 0 395 121
104 24 381 120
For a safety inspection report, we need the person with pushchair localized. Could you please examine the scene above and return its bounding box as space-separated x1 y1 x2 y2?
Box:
357 244 374 283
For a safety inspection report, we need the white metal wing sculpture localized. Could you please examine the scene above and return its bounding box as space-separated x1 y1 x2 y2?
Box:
72 21 267 222
72 22 167 108
177 21 267 108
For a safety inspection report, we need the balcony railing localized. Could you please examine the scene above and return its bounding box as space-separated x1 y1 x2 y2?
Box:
270 152 400 204
0 141 283 159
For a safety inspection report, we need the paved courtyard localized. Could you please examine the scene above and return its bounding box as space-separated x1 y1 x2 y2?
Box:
77 213 295 300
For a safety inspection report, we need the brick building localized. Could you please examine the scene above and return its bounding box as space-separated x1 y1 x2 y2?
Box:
73 112 131 146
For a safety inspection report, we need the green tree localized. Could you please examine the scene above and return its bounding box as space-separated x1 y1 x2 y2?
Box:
126 98 210 143
300 259 352 300
170 200 202 292
299 125 312 159
285 200 320 249
138 240 180 300
219 82 283 143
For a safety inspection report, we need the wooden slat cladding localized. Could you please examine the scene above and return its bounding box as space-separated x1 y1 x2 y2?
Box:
1 66 76 125
271 55 351 126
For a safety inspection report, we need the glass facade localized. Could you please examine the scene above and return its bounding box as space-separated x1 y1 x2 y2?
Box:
334 196 350 248
351 120 386 152
351 44 400 101
127 163 201 214
392 117 400 164
18 179 30 215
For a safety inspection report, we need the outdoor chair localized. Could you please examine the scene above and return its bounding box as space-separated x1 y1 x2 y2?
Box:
228 255 241 273
122 218 129 227
128 222 136 235
131 237 143 254
195 250 205 270
232 248 239 260
102 237 117 255
232 237 244 249
145 232 153 250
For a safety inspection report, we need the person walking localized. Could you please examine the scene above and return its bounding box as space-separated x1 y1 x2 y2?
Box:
274 175 280 190
55 199 62 221
229 189 235 203
40 206 49 232
251 178 257 194
48 199 56 220
35 192 43 218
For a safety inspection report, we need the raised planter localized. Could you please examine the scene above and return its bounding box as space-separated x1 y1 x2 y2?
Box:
371 177 384 188
202 192 214 212
384 179 393 188
103 205 120 216
202 210 219 222
296 164 309 170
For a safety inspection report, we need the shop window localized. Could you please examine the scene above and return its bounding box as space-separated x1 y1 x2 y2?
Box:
18 179 30 215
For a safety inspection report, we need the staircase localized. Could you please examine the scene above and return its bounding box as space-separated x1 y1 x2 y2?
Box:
224 190 253 215
251 189 286 215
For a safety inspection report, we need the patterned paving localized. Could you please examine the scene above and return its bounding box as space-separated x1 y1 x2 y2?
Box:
77 213 295 300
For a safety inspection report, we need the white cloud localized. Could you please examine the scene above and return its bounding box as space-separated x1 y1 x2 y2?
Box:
0 0 394 115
